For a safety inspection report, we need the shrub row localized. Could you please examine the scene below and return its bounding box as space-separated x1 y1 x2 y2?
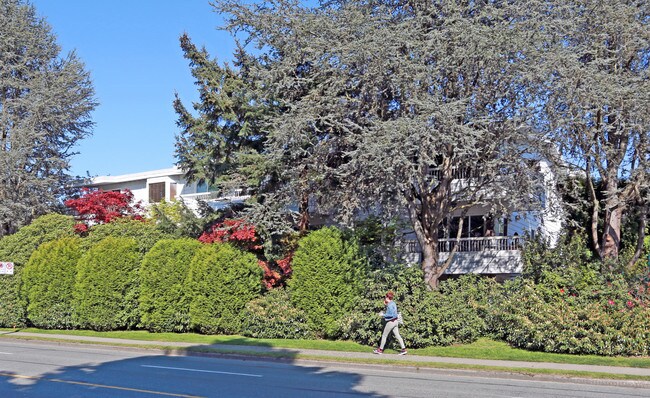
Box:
11 231 262 333
2 214 649 357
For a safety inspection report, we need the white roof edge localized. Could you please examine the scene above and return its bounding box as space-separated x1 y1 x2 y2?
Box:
83 166 185 186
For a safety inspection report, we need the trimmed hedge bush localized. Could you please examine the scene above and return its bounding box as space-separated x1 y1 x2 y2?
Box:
0 213 75 327
139 238 203 332
186 243 263 334
288 227 367 338
21 237 82 329
82 218 172 253
240 288 313 339
73 237 142 331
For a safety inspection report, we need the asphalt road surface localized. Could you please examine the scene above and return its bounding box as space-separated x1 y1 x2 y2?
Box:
0 339 649 397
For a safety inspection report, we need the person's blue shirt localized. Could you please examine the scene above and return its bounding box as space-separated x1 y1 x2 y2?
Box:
384 301 398 321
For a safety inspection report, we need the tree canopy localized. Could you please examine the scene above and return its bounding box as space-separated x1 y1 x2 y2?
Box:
175 0 650 287
0 0 97 237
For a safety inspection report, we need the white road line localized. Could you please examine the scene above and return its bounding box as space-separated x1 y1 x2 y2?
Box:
141 365 262 378
0 352 12 355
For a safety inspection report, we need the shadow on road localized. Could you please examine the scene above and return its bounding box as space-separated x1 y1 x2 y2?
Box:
0 338 389 397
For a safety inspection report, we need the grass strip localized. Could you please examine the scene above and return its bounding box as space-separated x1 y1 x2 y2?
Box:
2 328 649 369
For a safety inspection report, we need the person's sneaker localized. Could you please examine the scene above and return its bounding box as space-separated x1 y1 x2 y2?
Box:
398 349 407 356
373 348 383 354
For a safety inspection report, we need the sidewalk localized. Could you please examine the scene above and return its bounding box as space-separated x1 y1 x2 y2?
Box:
3 331 650 379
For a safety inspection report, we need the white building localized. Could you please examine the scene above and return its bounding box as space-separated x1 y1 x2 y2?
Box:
77 167 249 213
402 159 564 281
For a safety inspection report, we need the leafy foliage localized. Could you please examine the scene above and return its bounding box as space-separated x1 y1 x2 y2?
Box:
0 213 75 327
21 237 82 329
147 199 204 238
240 288 313 339
73 237 142 331
341 266 497 348
65 189 144 233
200 218 292 288
139 238 202 332
488 278 650 356
287 227 367 338
522 234 601 289
532 1 650 261
185 243 263 334
81 218 171 254
0 0 96 236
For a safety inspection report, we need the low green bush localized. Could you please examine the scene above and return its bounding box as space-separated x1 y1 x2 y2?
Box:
434 275 499 343
340 264 438 348
240 288 313 339
522 234 601 289
488 278 650 356
0 213 75 327
82 218 172 253
340 266 499 349
288 227 367 338
186 243 263 334
21 237 82 329
139 238 203 332
73 237 142 331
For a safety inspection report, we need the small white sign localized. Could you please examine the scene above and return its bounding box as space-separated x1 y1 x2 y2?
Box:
0 262 14 275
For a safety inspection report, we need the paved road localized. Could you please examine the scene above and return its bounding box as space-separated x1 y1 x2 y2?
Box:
1 340 649 397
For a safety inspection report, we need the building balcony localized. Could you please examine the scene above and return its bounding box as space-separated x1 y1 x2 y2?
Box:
402 236 523 276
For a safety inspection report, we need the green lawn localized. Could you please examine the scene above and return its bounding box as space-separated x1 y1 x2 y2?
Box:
2 328 649 369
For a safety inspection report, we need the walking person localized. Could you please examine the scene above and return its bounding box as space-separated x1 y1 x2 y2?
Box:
373 291 407 355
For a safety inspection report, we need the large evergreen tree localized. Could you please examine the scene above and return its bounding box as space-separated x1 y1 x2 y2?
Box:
0 0 96 236
213 0 545 288
174 34 268 196
531 0 650 265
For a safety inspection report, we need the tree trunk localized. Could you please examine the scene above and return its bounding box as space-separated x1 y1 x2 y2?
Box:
601 180 622 260
421 237 440 290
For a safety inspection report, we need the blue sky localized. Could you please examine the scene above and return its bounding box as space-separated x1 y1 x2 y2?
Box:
30 0 237 177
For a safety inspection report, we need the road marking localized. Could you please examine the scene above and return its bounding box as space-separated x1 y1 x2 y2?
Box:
0 371 203 397
0 352 13 355
142 364 263 378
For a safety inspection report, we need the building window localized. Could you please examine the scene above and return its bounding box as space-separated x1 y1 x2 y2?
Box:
196 181 208 193
149 182 165 203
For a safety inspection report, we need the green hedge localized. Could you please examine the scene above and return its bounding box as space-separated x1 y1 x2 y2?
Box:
21 237 82 329
488 278 650 356
139 238 202 332
82 218 171 253
186 243 263 334
73 237 142 331
0 214 75 327
288 227 367 338
240 288 313 339
340 266 496 349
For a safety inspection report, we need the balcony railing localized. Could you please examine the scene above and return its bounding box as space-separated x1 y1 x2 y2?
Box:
180 188 249 202
404 236 522 253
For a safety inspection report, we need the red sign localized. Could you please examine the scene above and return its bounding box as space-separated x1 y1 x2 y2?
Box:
0 262 14 275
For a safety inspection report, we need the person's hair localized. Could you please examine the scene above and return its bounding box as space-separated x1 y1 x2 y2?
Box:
385 291 394 300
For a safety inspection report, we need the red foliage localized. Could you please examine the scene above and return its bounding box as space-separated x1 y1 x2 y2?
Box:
199 219 293 288
276 255 293 275
73 223 89 234
65 188 144 233
199 219 262 250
